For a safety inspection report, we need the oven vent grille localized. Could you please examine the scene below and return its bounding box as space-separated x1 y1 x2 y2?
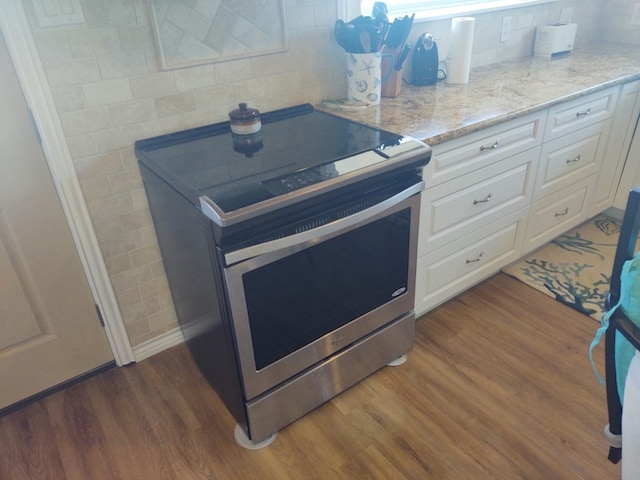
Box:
225 171 422 253
264 191 395 241
223 189 398 252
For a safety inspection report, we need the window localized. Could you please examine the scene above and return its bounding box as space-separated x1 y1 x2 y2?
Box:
357 0 557 21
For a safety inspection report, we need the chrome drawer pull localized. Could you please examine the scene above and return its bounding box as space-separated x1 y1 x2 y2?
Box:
479 140 500 151
466 251 484 264
576 108 591 117
473 193 493 205
555 207 569 217
566 153 581 164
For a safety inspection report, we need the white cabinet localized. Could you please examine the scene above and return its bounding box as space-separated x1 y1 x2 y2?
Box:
525 176 593 249
534 121 610 201
415 85 625 316
618 125 640 208
415 209 528 314
524 88 616 251
544 88 617 140
415 112 544 314
419 147 539 254
611 81 640 210
423 112 544 187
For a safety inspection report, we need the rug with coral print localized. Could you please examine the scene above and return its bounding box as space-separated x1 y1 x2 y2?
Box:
502 215 624 321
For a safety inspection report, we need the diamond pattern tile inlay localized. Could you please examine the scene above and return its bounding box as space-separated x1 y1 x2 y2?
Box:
150 0 286 69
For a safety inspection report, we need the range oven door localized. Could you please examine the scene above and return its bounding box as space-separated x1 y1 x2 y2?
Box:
222 182 422 401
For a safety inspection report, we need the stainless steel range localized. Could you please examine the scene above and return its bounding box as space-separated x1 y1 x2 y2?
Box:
136 103 431 447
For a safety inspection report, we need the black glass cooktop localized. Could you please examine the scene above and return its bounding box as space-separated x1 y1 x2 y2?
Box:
135 104 428 222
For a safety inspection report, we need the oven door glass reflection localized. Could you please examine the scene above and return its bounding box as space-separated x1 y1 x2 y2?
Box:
244 209 410 370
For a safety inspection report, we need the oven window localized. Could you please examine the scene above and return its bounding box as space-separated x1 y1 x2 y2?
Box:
243 208 411 370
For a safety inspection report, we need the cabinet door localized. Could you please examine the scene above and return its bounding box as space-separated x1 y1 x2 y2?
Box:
415 208 528 315
419 148 537 255
424 112 545 187
612 81 640 210
524 176 593 253
534 120 610 201
544 87 617 141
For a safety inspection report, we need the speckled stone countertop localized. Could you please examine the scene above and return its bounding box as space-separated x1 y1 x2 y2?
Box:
319 43 640 146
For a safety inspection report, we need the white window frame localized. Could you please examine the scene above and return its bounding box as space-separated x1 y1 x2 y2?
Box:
340 0 558 22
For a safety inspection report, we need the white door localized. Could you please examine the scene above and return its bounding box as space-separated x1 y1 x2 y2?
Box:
0 31 113 410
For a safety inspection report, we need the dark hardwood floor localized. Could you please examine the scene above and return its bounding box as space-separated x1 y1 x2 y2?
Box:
0 273 621 479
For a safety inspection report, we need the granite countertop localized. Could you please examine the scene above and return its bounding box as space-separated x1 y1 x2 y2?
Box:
319 43 640 146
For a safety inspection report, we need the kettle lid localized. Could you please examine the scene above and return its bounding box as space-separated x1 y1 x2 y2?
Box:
419 33 436 50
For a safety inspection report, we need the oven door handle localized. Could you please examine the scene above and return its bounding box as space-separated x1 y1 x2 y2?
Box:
224 180 424 265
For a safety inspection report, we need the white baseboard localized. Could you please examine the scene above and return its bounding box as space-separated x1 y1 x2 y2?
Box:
133 326 185 362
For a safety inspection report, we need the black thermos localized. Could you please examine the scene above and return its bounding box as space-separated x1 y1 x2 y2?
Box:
411 33 439 86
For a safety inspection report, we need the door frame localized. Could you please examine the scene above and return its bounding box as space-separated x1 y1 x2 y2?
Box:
0 3 134 366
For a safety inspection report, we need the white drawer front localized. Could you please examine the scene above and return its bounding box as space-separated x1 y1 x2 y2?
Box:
415 209 528 315
534 121 609 200
420 149 537 255
545 87 617 140
524 176 593 252
424 112 545 186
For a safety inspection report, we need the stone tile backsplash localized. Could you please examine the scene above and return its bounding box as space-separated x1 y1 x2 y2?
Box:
18 0 638 347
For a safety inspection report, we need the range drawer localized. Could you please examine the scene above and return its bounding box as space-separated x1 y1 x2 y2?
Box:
544 87 617 141
424 111 545 187
415 208 528 315
534 120 610 201
419 148 538 255
524 175 594 253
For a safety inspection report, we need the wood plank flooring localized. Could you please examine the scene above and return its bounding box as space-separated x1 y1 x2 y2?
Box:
0 273 621 479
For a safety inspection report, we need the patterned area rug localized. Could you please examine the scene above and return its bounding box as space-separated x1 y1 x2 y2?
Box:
503 215 622 321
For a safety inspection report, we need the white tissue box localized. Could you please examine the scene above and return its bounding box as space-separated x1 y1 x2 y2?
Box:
533 23 577 57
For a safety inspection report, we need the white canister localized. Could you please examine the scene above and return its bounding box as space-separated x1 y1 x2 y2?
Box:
346 52 393 105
